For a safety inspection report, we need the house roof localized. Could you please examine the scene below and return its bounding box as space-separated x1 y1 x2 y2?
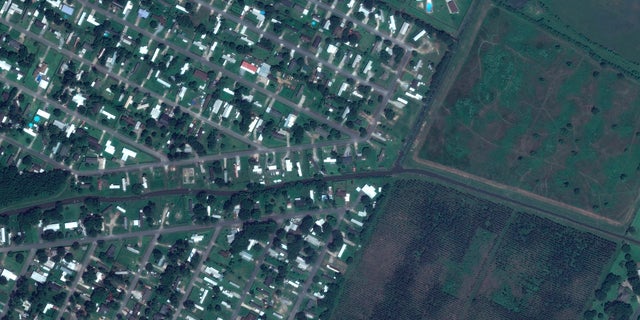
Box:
138 9 150 18
240 61 258 74
60 4 74 16
193 69 208 81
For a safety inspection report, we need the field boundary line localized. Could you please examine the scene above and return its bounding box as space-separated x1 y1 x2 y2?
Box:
409 0 492 163
410 157 625 227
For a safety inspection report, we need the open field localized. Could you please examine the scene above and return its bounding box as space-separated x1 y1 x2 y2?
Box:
331 179 616 319
419 7 640 222
497 0 640 77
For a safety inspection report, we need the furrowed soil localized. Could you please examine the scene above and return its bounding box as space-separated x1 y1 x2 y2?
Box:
330 179 616 319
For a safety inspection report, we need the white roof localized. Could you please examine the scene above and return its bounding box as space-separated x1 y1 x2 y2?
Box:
1 269 17 281
360 184 378 198
0 60 11 71
43 223 61 231
121 148 137 161
38 79 50 89
64 222 78 229
72 94 87 106
36 109 51 120
191 234 204 243
150 104 161 119
30 271 48 283
284 114 297 128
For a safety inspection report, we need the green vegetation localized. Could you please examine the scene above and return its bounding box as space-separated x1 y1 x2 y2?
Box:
332 179 615 319
0 165 69 207
496 0 640 79
419 7 640 220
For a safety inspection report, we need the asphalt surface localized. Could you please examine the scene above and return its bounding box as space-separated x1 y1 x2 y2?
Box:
73 0 360 140
1 1 635 319
0 208 346 254
0 56 168 163
54 242 97 320
171 225 222 320
0 16 261 154
229 233 277 320
194 0 390 95
308 0 415 52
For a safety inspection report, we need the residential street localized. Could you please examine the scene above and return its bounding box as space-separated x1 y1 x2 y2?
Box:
0 208 346 254
73 0 361 140
0 17 263 153
171 226 222 319
195 0 391 95
54 242 97 320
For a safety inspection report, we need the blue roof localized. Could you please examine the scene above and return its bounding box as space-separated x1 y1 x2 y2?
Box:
60 4 74 16
138 9 150 18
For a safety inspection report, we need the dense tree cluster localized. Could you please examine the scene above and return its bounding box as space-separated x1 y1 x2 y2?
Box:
0 166 69 207
230 220 278 254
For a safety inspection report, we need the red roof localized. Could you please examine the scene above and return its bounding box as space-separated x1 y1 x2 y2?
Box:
240 61 258 74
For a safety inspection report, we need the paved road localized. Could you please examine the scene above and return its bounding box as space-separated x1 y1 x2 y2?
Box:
0 65 168 163
116 232 160 317
0 133 71 171
73 0 359 140
229 232 277 320
309 0 414 51
0 208 345 254
171 226 222 319
406 0 492 166
0 249 37 318
195 0 390 95
54 242 97 320
287 193 355 319
0 17 262 153
365 46 412 138
69 135 362 176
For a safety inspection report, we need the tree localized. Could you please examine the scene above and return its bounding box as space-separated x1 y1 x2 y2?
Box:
83 214 104 236
82 265 97 283
131 183 144 195
0 276 7 285
21 155 32 166
91 286 109 304
604 301 632 320
36 249 48 264
183 299 195 309
15 252 24 263
152 248 163 262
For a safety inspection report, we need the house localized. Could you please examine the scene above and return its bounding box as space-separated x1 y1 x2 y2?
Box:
105 244 116 258
84 157 98 164
446 0 460 14
87 136 102 152
193 69 208 81
60 4 74 16
240 61 258 74
138 9 150 19
257 63 270 78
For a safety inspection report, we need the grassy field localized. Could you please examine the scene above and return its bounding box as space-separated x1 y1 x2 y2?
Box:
331 179 616 319
383 0 472 35
498 0 640 77
418 7 640 221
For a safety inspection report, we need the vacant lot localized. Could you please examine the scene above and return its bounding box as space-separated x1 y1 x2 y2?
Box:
419 8 640 221
331 179 615 319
